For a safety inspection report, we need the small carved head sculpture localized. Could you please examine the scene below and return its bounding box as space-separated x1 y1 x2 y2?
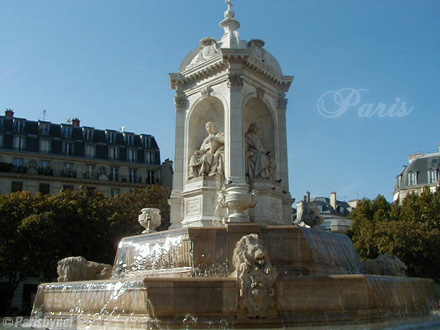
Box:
138 208 161 234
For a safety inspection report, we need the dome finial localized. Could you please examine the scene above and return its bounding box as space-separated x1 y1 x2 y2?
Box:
220 0 240 48
226 0 233 11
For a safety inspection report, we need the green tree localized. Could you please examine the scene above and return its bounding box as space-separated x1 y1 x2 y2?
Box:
0 184 171 314
348 189 440 282
0 192 45 314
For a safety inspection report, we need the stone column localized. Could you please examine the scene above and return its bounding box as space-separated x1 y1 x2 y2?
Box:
169 92 188 227
224 71 255 223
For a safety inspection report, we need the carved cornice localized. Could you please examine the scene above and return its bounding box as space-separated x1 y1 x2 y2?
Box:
227 73 244 89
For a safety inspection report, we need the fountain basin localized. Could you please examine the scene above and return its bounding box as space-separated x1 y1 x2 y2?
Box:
32 225 439 329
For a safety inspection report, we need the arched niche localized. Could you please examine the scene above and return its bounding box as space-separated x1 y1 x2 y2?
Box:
187 96 225 164
243 97 275 156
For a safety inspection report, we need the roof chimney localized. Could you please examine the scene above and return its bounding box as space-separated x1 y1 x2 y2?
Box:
409 152 424 163
5 109 14 118
330 192 337 210
305 191 311 202
72 118 80 127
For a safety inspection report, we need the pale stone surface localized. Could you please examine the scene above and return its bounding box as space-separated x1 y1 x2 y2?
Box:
138 207 161 234
56 256 112 282
169 1 294 227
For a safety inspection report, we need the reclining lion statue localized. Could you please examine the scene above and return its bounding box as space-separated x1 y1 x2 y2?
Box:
57 256 113 282
363 254 407 277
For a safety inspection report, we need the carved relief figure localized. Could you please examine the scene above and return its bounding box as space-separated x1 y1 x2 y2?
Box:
363 254 407 277
188 121 225 179
245 123 275 180
232 234 276 318
138 208 162 234
57 256 113 282
186 38 219 70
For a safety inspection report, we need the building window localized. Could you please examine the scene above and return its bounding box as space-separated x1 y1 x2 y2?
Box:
110 167 119 181
129 168 138 183
62 125 73 138
13 136 26 151
63 141 74 155
111 188 120 197
428 169 438 184
39 183 50 195
13 157 25 168
107 132 117 144
39 122 50 135
13 119 25 132
84 165 96 180
146 170 155 184
39 160 52 175
125 134 134 146
84 128 94 141
11 181 23 192
86 186 96 191
63 162 75 177
145 151 156 164
39 138 51 153
0 134 3 148
128 148 137 163
109 146 119 160
408 172 417 186
85 144 96 158
141 135 152 148
62 184 74 191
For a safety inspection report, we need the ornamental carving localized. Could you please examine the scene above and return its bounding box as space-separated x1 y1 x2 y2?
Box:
227 73 244 89
232 234 276 318
256 87 265 99
277 95 288 109
174 94 188 109
201 86 213 98
186 37 219 70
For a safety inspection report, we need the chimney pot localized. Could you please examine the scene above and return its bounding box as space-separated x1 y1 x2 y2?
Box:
72 118 80 127
330 191 337 210
5 109 14 118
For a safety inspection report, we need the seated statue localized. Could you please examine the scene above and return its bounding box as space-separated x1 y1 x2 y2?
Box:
56 256 113 282
188 121 225 179
245 123 276 180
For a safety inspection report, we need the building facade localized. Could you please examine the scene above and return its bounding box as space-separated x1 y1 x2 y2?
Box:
393 144 440 203
0 110 173 196
295 191 358 233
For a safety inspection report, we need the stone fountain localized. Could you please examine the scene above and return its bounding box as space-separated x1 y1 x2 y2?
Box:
32 2 439 329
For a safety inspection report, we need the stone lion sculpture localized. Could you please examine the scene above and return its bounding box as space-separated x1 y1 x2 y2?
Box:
363 254 407 277
232 234 276 318
57 256 113 282
138 208 161 234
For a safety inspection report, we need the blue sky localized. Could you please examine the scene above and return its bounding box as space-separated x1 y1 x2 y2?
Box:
1 0 439 202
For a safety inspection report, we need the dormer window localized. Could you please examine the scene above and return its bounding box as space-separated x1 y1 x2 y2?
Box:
125 134 134 146
39 122 50 135
141 135 152 148
62 125 73 138
408 172 417 186
13 119 26 132
83 128 94 141
107 131 117 144
428 169 438 184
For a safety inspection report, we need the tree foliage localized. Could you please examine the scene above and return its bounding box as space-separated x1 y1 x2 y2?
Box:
0 184 170 314
348 188 440 282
